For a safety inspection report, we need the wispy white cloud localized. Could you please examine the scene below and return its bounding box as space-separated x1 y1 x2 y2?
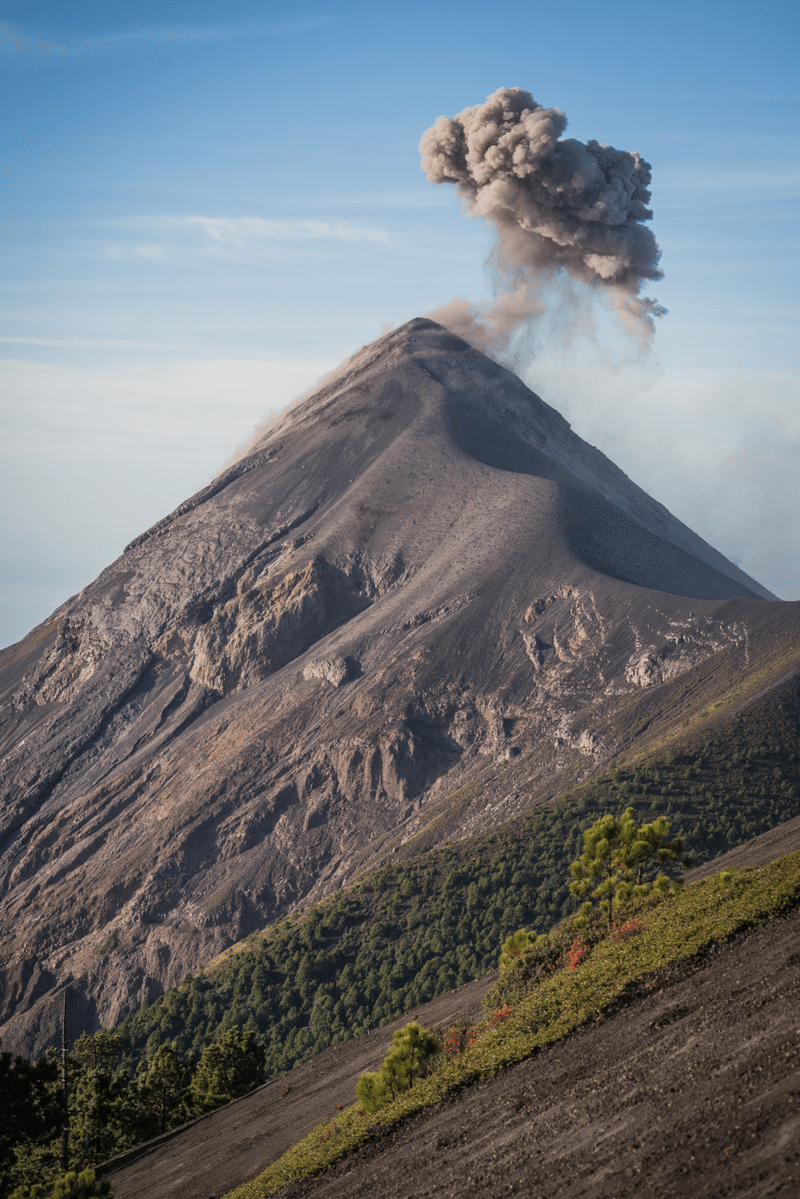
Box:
718 92 800 103
105 243 171 263
0 336 197 350
99 214 397 263
0 13 337 66
285 16 335 32
118 214 395 243
0 20 229 64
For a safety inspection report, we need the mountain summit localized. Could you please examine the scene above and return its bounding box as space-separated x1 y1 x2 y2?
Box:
0 318 785 1056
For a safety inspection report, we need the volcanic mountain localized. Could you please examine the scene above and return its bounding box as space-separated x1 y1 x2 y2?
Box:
0 317 794 1058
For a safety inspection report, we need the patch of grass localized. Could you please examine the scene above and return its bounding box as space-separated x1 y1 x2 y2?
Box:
223 849 800 1198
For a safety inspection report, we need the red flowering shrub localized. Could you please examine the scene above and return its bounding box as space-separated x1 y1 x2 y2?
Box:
441 1025 478 1056
486 1005 512 1030
564 937 590 971
610 917 643 943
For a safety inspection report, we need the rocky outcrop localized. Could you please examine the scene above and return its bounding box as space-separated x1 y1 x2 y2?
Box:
0 318 790 1058
186 553 400 695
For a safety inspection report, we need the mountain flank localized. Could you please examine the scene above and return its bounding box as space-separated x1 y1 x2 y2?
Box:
112 690 800 1091
271 901 800 1199
99 820 800 1199
1 317 798 1062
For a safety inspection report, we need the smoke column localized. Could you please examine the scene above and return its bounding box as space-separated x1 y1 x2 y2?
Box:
419 87 666 358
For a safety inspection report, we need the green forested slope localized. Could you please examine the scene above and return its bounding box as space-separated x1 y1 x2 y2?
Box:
117 671 800 1077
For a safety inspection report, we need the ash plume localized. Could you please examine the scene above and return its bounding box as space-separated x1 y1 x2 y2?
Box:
419 87 666 358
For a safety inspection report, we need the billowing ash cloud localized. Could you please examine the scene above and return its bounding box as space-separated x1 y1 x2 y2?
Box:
419 87 666 356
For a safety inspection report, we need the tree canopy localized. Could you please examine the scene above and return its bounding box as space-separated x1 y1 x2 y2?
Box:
569 807 691 931
356 1022 440 1113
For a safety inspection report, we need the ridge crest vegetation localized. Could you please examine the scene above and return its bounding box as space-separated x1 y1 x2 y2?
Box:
224 846 800 1197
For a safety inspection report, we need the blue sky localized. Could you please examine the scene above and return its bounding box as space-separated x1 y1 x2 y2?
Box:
2 0 798 647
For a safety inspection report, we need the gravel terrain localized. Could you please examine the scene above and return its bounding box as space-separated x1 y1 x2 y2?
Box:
103 972 497 1199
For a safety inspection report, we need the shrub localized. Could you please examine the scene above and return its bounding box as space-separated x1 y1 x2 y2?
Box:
610 917 643 943
355 1023 440 1113
440 1024 479 1057
485 1006 512 1031
10 1168 113 1198
483 911 605 1014
564 938 590 971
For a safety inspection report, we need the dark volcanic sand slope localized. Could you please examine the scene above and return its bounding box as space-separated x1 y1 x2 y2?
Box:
278 907 800 1199
102 821 800 1199
103 975 496 1199
1 318 793 1058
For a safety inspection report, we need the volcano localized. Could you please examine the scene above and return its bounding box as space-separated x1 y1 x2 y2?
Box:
0 317 794 1058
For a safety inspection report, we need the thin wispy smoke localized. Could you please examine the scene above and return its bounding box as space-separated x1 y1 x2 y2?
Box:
419 87 666 359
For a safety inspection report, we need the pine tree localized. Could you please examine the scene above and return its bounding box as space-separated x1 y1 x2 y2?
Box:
131 1044 192 1139
189 1029 266 1115
356 1022 439 1113
67 1032 131 1167
498 928 534 972
0 1040 60 1196
569 807 690 932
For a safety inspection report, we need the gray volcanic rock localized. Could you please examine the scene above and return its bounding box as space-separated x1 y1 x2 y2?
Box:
0 318 786 1058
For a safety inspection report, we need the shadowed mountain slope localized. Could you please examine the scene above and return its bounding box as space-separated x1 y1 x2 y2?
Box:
0 318 795 1058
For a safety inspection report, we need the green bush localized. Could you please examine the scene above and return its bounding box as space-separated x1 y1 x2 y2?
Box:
483 911 606 1015
10 1167 112 1198
356 1023 440 1114
570 808 689 932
